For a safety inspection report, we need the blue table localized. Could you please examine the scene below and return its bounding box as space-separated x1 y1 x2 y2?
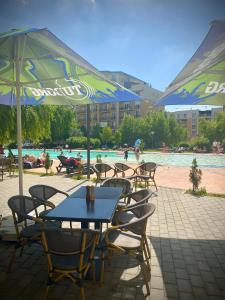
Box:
44 186 122 229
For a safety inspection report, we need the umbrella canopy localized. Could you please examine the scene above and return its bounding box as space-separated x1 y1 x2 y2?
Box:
0 28 140 194
158 20 225 106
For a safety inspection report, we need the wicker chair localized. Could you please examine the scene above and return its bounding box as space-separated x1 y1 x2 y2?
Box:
134 162 157 191
7 195 60 272
29 184 68 218
0 157 16 180
113 189 154 224
101 177 132 207
114 162 135 178
41 228 100 300
92 163 116 186
104 203 156 295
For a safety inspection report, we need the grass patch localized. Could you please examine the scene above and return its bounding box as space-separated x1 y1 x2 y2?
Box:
40 171 55 177
71 174 86 180
23 170 43 176
185 188 225 198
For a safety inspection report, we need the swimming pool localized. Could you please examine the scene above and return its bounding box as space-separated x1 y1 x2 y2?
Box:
7 149 225 168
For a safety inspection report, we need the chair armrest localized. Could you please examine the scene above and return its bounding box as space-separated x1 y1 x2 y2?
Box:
58 190 69 197
45 201 55 209
26 214 43 223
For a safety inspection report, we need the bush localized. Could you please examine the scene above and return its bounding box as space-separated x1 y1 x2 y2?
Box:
185 187 207 196
66 136 87 148
190 136 210 151
66 136 101 149
189 158 202 192
178 142 190 148
44 152 51 174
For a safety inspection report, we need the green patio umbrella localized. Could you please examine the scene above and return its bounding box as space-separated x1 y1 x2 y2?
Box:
0 28 140 194
158 20 225 106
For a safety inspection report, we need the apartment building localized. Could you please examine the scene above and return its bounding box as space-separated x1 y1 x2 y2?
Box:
166 105 223 137
75 71 162 130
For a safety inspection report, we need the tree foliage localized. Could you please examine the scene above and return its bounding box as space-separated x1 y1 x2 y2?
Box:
100 126 113 145
199 110 225 144
118 111 186 148
51 106 77 142
0 105 79 145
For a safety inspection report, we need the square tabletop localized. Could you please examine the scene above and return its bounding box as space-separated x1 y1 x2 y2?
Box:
44 186 122 223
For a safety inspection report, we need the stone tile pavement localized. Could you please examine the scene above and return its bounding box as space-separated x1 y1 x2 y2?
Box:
0 174 225 299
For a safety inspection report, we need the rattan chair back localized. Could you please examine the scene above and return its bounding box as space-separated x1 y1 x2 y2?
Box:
101 177 132 197
127 188 153 208
29 184 68 203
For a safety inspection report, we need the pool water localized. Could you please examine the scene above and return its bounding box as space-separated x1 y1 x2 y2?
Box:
7 149 225 168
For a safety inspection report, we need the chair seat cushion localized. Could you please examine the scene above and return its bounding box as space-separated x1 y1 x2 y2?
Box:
20 223 41 238
52 252 90 270
52 255 80 270
117 211 137 224
20 221 60 238
106 229 141 249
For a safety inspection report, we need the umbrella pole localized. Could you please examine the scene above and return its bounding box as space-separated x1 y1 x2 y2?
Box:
86 104 91 179
15 35 23 195
16 85 23 195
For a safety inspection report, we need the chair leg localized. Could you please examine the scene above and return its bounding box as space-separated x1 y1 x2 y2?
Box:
7 246 17 273
143 246 151 271
79 287 85 300
144 236 151 260
100 250 105 285
153 179 158 191
141 261 150 296
19 245 24 257
91 260 96 282
139 252 150 296
44 285 50 300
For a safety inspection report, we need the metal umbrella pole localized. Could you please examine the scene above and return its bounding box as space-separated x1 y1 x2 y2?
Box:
86 104 91 179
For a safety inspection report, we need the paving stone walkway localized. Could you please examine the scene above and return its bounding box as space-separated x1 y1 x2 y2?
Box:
0 174 225 299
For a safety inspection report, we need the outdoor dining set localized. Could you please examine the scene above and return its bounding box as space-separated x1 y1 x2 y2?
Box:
56 156 158 192
6 162 158 300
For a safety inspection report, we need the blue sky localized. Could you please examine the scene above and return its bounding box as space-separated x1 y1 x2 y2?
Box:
0 0 225 91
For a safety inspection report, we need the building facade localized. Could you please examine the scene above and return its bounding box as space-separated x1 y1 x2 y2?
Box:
167 106 223 137
75 71 162 130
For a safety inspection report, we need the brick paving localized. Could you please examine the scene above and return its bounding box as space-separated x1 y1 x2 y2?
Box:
0 174 225 299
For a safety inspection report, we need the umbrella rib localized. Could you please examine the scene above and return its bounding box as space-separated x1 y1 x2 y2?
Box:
22 75 75 85
0 76 15 86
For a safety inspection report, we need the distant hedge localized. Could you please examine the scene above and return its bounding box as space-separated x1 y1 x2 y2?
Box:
66 136 101 148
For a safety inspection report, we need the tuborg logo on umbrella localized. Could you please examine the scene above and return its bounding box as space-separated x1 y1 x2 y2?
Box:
27 78 95 100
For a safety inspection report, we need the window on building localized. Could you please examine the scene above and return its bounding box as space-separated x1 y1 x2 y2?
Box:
124 103 130 110
124 80 131 89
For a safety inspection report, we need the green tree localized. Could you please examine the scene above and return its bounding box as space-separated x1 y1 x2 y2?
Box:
215 111 225 142
91 124 102 139
0 105 16 144
199 118 216 144
190 136 210 151
22 106 52 143
119 115 142 145
51 106 78 142
100 126 113 146
113 130 122 146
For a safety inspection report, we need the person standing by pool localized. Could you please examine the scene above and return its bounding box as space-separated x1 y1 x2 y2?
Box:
124 149 129 161
76 152 83 161
135 147 140 162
